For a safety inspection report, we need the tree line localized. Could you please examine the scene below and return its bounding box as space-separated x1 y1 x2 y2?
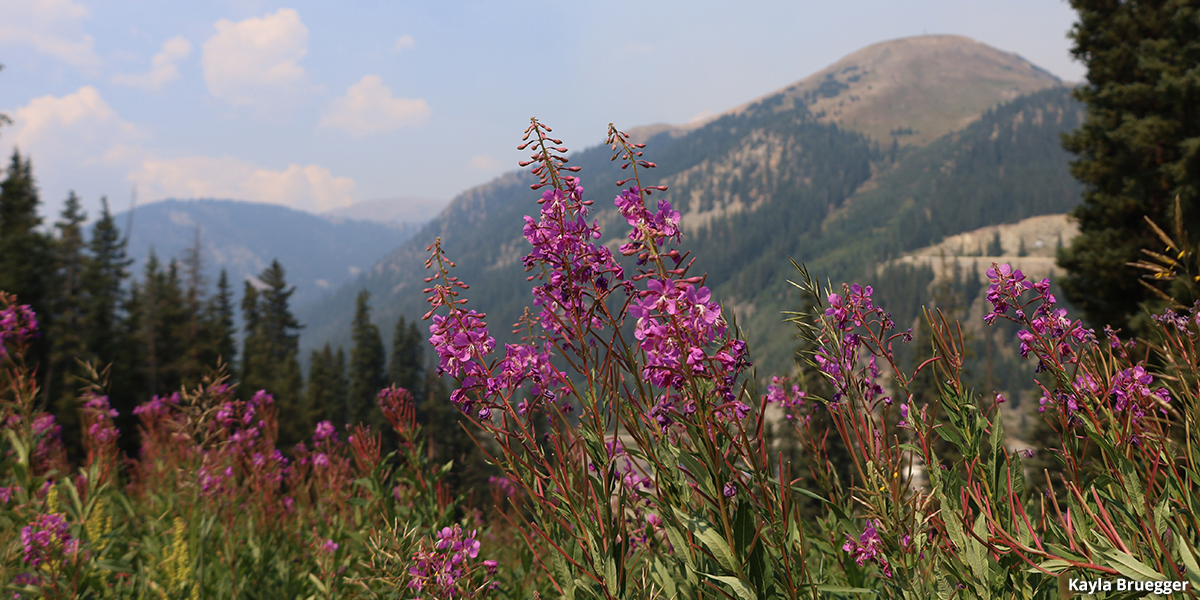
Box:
0 150 481 488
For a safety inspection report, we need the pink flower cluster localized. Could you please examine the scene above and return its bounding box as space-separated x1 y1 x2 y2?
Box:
0 302 38 360
524 177 627 333
614 186 682 258
30 413 65 475
407 524 493 597
983 264 1094 369
1109 366 1170 420
21 512 77 569
764 376 807 421
81 392 119 447
842 520 892 578
630 277 746 398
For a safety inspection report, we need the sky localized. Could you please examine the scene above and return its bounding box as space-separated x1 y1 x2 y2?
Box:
0 0 1086 221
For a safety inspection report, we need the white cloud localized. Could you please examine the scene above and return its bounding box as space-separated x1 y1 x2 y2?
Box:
394 34 415 51
201 8 310 106
6 86 144 167
1 85 353 215
133 155 356 213
0 0 100 69
468 154 501 171
112 36 192 90
319 75 430 137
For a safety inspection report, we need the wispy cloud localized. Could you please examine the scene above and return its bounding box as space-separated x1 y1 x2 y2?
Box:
319 75 429 138
112 36 192 90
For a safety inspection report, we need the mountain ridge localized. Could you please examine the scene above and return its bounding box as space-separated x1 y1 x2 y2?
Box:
295 36 1083 379
117 199 418 308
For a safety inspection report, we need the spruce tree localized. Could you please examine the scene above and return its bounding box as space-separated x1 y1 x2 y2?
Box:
137 253 189 396
0 150 53 368
48 192 88 458
240 280 263 388
242 261 305 445
986 231 1003 257
305 344 336 428
178 229 206 387
332 346 349 422
206 270 237 371
388 316 425 401
82 198 131 376
1058 0 1200 332
347 290 386 428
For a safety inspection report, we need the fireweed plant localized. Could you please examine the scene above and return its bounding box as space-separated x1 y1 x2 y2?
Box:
422 119 1200 600
3 122 1200 600
0 284 539 598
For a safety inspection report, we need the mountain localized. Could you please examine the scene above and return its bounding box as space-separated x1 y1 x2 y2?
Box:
755 34 1062 146
322 196 449 226
295 35 1082 380
118 199 418 307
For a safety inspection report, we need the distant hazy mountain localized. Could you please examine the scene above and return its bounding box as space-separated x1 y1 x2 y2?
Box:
322 196 449 226
117 199 418 307
295 35 1081 378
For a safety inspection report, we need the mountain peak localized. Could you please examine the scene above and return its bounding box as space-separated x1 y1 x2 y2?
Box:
720 34 1063 146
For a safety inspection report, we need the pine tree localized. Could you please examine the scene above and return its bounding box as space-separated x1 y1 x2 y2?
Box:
82 198 131 376
388 316 425 401
332 346 349 422
242 261 305 445
206 270 237 371
305 344 336 428
241 280 263 388
47 192 88 459
986 231 1003 257
137 253 189 396
1058 0 1200 332
0 150 53 369
177 228 207 387
347 290 386 428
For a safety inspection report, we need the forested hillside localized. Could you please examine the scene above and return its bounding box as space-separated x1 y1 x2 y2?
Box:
299 86 1083 380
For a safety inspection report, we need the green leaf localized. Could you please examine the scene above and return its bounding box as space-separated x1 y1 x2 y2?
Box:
1027 559 1073 574
970 513 989 580
665 525 695 570
5 429 28 467
605 555 618 598
675 508 737 573
1154 495 1170 535
307 573 327 594
789 484 830 504
700 573 757 600
554 551 576 600
812 584 878 595
1101 548 1166 581
1119 458 1145 518
651 557 678 600
936 577 952 600
1177 535 1200 585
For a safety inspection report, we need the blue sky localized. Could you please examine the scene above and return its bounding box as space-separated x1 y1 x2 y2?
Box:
0 0 1084 220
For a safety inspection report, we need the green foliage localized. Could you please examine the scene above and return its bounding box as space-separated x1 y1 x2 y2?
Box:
241 260 306 446
348 290 386 429
388 316 425 401
305 343 344 427
46 192 89 460
0 150 53 370
1058 0 1200 332
986 231 1003 256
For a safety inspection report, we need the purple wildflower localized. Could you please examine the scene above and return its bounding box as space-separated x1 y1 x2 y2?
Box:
842 520 892 578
